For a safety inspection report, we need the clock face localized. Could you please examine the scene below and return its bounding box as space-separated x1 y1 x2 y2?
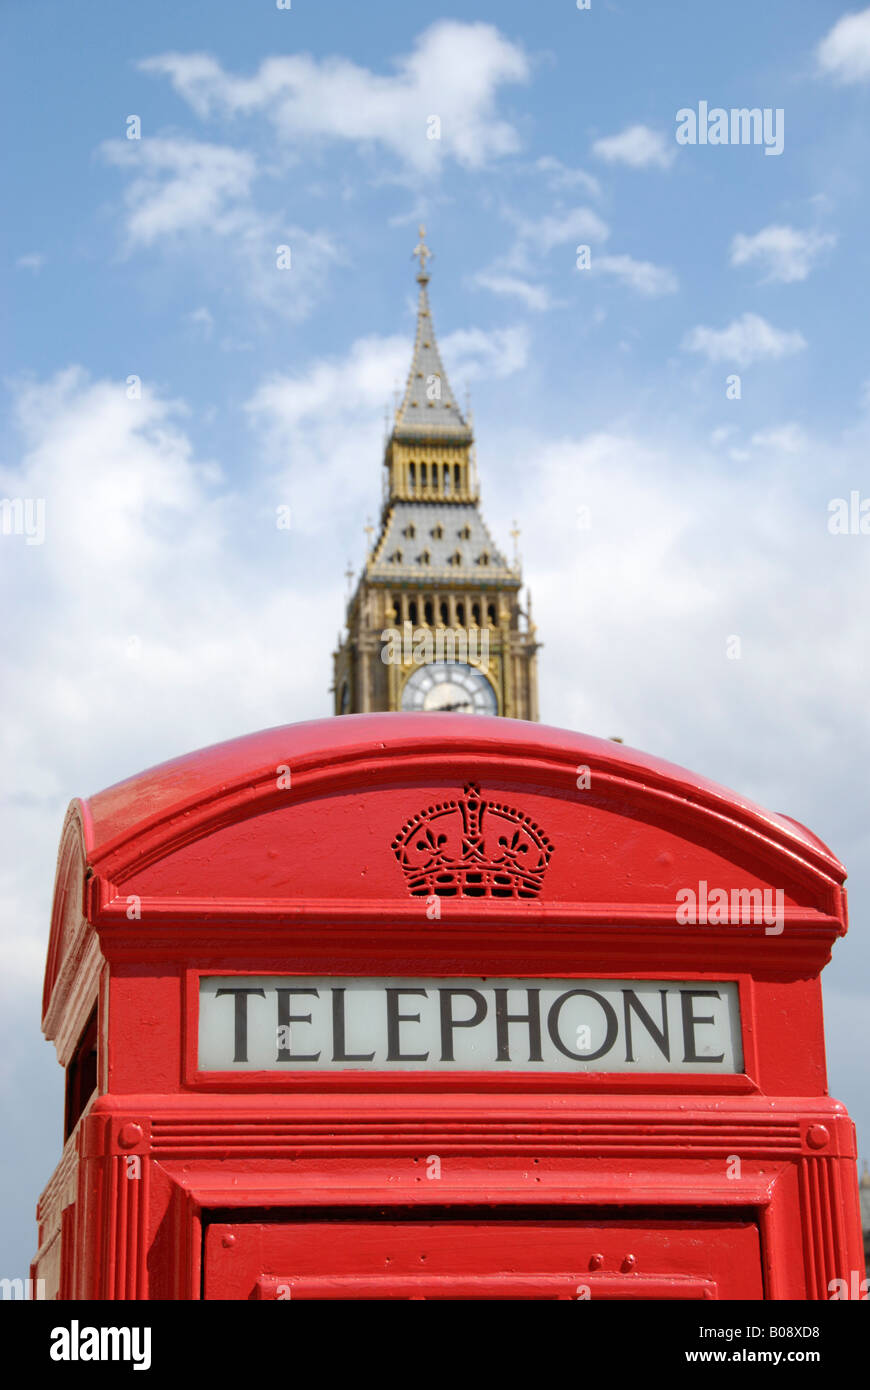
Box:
401 662 498 715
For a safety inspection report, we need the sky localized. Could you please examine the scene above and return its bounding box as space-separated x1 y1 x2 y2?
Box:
2 0 869 1279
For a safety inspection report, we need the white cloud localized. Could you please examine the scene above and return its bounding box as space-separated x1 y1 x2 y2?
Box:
710 425 737 446
186 305 215 337
473 272 554 311
477 206 609 295
534 156 601 198
817 6 870 84
592 124 674 170
246 335 408 441
4 369 218 596
441 325 529 381
140 22 530 173
101 136 340 318
16 253 44 273
750 423 809 454
516 206 610 254
101 137 257 244
244 348 402 535
730 224 836 283
682 312 807 366
230 219 341 318
474 203 609 303
594 253 678 296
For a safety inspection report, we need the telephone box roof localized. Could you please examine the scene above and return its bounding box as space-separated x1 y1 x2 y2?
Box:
77 713 843 878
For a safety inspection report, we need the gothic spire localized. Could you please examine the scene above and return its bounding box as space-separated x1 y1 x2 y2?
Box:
393 226 471 441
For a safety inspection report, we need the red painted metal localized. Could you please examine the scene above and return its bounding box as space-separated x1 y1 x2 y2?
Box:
32 713 865 1300
206 1216 763 1300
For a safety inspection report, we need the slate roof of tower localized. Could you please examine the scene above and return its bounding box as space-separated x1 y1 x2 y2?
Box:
368 501 517 583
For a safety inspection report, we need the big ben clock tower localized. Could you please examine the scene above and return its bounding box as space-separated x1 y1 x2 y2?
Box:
332 229 539 720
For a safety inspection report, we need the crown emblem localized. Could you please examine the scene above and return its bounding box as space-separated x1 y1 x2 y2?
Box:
392 783 553 899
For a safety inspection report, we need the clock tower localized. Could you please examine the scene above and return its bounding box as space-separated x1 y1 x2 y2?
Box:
332 229 540 720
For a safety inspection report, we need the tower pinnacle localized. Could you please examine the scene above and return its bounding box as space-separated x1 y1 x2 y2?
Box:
393 230 469 443
412 224 433 284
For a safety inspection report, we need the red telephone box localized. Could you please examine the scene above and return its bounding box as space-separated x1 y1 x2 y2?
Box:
33 714 865 1299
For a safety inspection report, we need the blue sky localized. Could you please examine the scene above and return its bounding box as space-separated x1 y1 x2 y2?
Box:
2 0 870 1278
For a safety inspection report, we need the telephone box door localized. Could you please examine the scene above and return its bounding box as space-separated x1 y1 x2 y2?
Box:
204 1213 764 1300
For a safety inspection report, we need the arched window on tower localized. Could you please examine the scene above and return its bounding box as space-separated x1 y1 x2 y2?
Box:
424 599 434 625
409 462 416 491
443 464 450 493
409 600 418 625
487 602 497 626
421 462 427 489
471 602 481 626
440 600 449 625
456 602 465 626
454 464 461 492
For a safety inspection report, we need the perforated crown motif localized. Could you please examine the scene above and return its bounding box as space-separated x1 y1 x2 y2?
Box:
392 783 553 898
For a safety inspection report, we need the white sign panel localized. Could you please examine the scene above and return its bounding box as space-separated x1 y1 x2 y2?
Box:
198 976 743 1074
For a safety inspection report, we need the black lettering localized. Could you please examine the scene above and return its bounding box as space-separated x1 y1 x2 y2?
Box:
680 990 724 1064
331 987 375 1062
438 988 487 1061
386 988 429 1061
622 989 670 1063
494 988 542 1062
547 989 618 1061
276 988 321 1061
215 987 266 1064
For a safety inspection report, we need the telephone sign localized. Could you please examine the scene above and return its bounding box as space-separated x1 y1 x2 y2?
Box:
198 975 743 1073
